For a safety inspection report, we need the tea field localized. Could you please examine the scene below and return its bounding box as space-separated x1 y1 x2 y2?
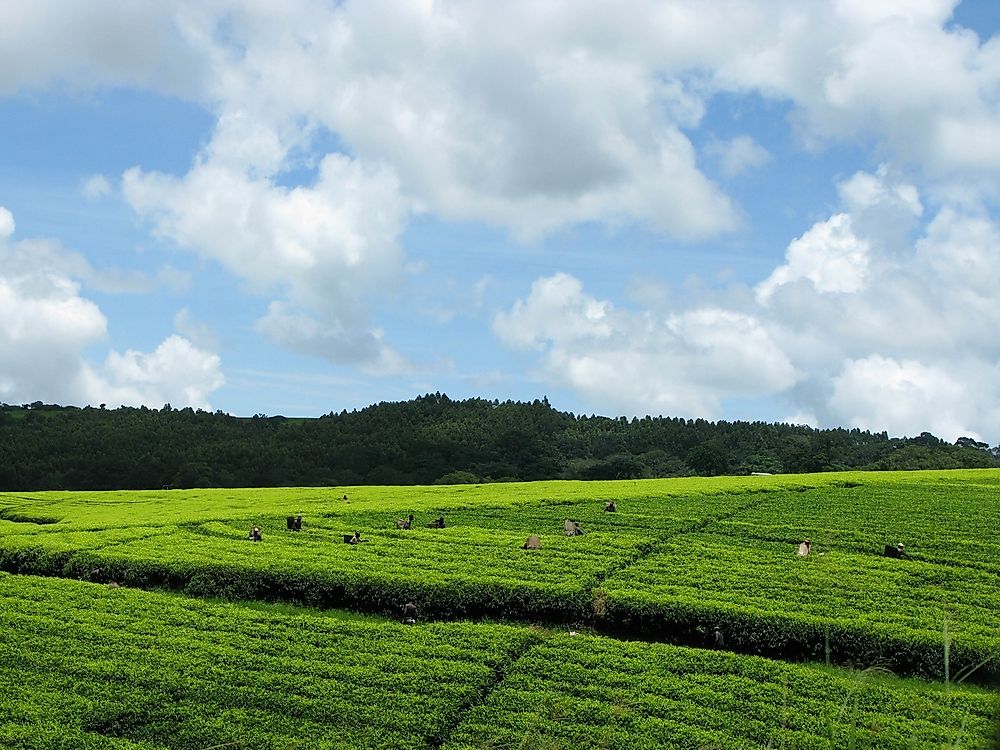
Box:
1 574 996 750
0 470 998 747
1 471 997 679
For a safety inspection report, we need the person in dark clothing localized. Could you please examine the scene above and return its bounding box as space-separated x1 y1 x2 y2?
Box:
249 527 262 542
287 516 296 531
604 501 617 513
294 515 302 531
522 534 541 550
401 601 418 625
884 542 906 558
345 531 366 544
396 514 414 530
426 516 445 529
712 626 726 649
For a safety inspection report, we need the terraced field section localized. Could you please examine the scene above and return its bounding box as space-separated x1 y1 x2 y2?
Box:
0 470 998 679
2 575 996 750
444 636 999 750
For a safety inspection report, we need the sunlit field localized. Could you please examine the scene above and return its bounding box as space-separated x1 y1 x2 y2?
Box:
1 470 998 748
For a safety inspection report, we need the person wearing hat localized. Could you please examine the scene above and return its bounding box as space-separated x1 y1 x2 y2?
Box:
883 541 907 558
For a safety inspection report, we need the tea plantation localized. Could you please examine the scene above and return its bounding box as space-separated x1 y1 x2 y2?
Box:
0 470 998 747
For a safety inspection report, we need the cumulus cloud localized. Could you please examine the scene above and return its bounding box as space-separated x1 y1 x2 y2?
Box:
85 335 224 411
828 355 993 442
124 148 411 372
494 274 614 350
0 205 223 409
494 272 797 418
0 1 209 96
5 1 1000 212
4 1 1000 434
255 302 408 375
756 214 871 301
498 165 1000 440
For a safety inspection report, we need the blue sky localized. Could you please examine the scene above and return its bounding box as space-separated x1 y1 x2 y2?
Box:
1 0 999 443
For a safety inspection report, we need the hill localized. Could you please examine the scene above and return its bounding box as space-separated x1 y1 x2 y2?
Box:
1 395 997 490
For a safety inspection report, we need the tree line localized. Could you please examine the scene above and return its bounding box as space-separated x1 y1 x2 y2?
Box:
1 395 997 491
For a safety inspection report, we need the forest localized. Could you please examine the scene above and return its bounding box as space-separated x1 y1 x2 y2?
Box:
1 394 997 490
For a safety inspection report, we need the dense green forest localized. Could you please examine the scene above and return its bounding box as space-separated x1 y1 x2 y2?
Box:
1 395 997 490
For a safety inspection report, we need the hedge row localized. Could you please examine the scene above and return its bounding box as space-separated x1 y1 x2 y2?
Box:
0 573 535 750
1 473 998 683
596 534 1000 681
444 636 1000 750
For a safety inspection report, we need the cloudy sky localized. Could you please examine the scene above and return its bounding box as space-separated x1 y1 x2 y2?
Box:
2 0 999 442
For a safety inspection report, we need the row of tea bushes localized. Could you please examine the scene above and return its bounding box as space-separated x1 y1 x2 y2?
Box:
443 635 1000 750
0 573 536 750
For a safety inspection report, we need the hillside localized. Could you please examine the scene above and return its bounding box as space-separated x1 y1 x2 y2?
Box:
1 395 997 490
1 471 998 748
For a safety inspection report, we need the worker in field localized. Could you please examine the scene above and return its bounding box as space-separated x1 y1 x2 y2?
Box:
396 514 414 530
287 516 295 530
401 601 418 625
294 515 302 531
564 519 584 536
342 494 349 503
249 526 262 542
884 542 906 558
427 515 445 529
522 534 541 550
345 530 367 544
712 626 726 649
797 538 812 556
604 501 617 513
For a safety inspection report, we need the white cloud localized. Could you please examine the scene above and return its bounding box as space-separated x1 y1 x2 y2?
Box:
494 273 613 350
494 273 797 418
829 355 989 442
124 150 411 369
0 206 224 409
88 334 224 411
81 174 112 199
707 135 771 178
0 1 210 96
0 206 14 238
255 301 409 375
498 165 1000 440
5 1 1000 206
756 213 871 301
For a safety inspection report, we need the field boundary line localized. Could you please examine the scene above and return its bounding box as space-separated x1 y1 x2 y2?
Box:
429 631 545 749
585 490 777 599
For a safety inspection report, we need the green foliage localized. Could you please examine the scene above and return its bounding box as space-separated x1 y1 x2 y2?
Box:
1 397 997 491
443 636 999 750
0 573 534 750
1 575 996 750
0 471 998 681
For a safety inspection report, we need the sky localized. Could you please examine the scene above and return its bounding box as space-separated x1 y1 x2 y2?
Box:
1 0 999 443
